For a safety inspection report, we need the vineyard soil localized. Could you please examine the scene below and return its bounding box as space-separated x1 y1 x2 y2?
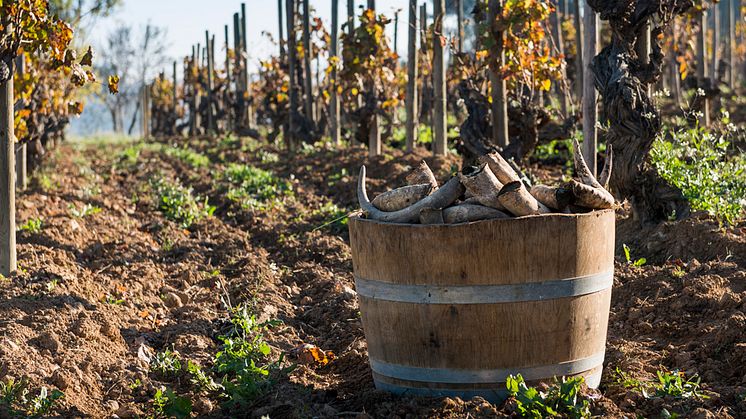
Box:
0 137 744 418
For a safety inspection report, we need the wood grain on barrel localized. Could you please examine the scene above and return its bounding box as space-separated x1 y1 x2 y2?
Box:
361 289 611 369
350 210 614 286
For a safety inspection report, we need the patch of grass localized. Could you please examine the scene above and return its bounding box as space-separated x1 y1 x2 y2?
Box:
18 218 43 234
258 150 280 163
0 377 64 418
651 123 746 225
326 168 349 187
654 370 708 399
115 144 143 169
219 135 241 150
310 201 350 234
34 172 56 192
151 178 215 228
222 164 292 210
506 374 591 418
164 146 210 168
69 203 102 218
613 367 709 400
534 138 574 163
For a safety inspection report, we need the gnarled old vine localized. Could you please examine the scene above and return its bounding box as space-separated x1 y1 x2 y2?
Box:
587 0 693 224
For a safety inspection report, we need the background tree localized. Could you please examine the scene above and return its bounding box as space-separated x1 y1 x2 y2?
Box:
94 22 168 134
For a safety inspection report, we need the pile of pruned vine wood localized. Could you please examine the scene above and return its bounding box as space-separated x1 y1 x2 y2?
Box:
357 140 615 224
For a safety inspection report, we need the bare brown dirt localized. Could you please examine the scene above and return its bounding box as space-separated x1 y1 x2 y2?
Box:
0 137 743 418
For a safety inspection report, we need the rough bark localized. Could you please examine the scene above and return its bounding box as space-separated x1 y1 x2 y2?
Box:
372 184 435 212
443 204 509 224
406 160 439 189
497 181 551 216
587 0 692 224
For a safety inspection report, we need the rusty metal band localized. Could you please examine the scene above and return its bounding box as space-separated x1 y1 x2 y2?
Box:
369 351 605 385
354 270 613 304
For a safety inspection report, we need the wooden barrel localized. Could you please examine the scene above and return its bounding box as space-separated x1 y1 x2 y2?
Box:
348 209 614 402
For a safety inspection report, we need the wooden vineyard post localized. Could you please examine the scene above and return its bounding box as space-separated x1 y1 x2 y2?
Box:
550 0 569 116
696 9 710 127
141 85 146 138
224 25 232 133
233 12 243 129
582 0 598 175
205 31 215 133
457 0 464 52
286 0 298 151
278 0 286 59
420 3 429 127
347 0 355 37
573 0 584 102
432 0 447 156
394 10 399 57
489 0 509 148
405 0 419 153
368 0 381 157
710 5 719 93
302 0 315 121
141 84 151 139
241 3 252 129
15 54 27 192
1 35 16 277
726 0 735 87
330 0 341 145
172 60 178 112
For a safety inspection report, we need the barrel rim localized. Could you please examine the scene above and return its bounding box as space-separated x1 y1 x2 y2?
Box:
350 208 614 228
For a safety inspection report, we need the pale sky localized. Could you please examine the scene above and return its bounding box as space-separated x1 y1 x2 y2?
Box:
83 0 445 76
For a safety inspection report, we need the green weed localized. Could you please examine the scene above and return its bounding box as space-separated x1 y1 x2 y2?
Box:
104 295 124 305
310 201 350 234
215 305 286 408
654 370 708 399
0 377 64 418
613 367 709 400
151 348 182 377
622 244 647 267
164 146 210 168
150 387 192 419
34 173 55 191
18 218 43 234
534 138 574 163
506 374 591 418
186 361 222 393
151 178 215 228
46 279 58 292
69 203 102 218
258 150 280 163
117 144 142 168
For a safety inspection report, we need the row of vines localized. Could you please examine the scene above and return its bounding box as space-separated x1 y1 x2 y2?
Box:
1 0 745 275
0 0 117 276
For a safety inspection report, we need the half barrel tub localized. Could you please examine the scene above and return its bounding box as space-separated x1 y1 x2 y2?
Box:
348 209 615 402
